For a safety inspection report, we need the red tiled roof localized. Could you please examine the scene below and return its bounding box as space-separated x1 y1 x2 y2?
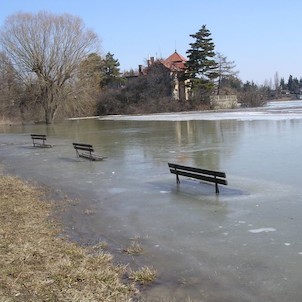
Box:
165 51 187 63
163 51 187 71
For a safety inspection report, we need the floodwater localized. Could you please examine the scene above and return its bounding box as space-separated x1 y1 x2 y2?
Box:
1 101 302 301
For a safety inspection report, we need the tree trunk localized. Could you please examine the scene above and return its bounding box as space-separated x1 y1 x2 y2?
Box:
44 105 59 124
42 85 59 124
44 109 52 124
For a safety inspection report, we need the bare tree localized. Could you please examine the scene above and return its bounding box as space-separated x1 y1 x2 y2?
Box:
274 71 280 97
215 52 238 95
0 52 21 119
0 12 99 123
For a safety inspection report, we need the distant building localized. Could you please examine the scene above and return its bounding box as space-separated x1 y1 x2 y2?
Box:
125 51 190 101
161 51 190 101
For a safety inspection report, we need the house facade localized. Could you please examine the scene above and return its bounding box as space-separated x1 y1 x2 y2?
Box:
161 51 190 101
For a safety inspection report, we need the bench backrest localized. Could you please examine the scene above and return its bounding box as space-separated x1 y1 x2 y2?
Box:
168 163 227 185
31 134 46 140
73 143 94 152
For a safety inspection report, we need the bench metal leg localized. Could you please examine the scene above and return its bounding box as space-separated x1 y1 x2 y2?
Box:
215 180 219 194
213 175 219 194
175 169 180 184
215 183 219 194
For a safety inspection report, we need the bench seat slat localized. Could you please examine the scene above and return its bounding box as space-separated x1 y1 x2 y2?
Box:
73 143 93 148
33 143 52 148
79 152 104 161
169 169 227 185
79 153 99 161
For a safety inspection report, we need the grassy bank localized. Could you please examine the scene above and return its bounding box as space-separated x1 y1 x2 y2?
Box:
0 174 144 301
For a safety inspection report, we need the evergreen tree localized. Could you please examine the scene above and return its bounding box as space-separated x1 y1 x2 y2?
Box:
280 77 286 90
185 25 218 98
287 75 300 93
101 52 122 88
293 77 300 93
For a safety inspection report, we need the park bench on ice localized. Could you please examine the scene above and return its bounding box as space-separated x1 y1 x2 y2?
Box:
168 163 227 194
73 143 105 161
31 134 52 148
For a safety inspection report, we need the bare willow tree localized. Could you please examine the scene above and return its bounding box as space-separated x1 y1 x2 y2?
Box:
0 11 99 123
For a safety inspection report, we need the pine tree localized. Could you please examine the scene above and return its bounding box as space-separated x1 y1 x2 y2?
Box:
101 52 122 88
280 77 286 90
185 25 218 96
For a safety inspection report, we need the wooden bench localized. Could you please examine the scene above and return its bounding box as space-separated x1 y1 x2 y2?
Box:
168 163 227 194
72 143 105 161
30 134 52 148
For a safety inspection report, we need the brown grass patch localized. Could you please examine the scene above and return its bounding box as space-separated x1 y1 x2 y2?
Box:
128 266 157 285
0 175 138 301
123 239 144 256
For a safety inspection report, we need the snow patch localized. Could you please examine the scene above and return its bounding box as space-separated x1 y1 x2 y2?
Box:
249 228 277 233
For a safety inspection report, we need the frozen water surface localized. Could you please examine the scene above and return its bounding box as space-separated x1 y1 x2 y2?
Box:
1 101 302 301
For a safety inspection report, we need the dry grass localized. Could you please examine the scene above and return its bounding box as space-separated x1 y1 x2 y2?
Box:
128 267 157 285
0 175 140 301
123 239 144 256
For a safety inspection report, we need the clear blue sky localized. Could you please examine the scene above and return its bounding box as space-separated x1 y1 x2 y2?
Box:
0 0 301 84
